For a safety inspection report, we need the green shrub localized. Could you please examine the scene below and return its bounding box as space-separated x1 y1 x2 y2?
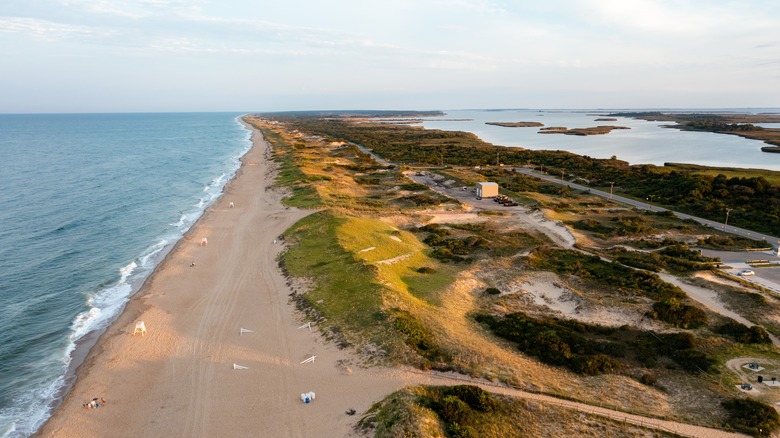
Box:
615 255 661 272
434 395 472 425
572 219 612 234
484 287 501 295
716 321 772 344
651 298 707 328
416 266 436 274
639 373 657 386
571 354 622 375
442 385 495 412
403 194 441 206
722 398 780 436
393 310 448 362
671 349 716 373
476 312 713 375
446 423 478 438
400 182 429 191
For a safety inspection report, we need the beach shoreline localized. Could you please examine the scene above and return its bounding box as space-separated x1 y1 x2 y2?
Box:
33 117 416 438
31 118 260 436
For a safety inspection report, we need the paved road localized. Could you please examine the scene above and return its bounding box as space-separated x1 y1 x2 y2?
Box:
514 167 780 247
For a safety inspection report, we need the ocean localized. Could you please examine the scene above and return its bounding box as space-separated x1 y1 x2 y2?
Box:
0 113 251 437
420 108 780 171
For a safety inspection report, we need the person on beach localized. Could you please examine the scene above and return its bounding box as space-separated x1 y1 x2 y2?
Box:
83 398 100 408
190 260 195 267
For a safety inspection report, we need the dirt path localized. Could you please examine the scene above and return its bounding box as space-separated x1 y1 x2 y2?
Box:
660 274 780 348
358 369 748 438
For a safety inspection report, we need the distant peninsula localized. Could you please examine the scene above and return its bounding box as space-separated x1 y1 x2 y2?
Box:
594 118 618 121
486 121 544 127
611 112 780 151
538 125 630 136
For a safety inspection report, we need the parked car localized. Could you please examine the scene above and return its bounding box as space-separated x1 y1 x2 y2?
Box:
738 269 755 276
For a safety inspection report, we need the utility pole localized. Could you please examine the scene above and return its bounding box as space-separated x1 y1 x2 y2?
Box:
724 208 732 230
609 182 614 200
496 151 500 167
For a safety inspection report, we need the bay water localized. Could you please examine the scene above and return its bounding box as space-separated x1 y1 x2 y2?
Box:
0 113 250 437
420 109 780 171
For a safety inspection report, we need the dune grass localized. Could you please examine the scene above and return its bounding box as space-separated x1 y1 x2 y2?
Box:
282 211 384 339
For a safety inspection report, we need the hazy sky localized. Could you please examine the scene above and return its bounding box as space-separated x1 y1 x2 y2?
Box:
1 0 779 113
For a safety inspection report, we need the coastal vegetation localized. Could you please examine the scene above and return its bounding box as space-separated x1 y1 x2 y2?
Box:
266 114 780 236
358 385 679 438
538 125 630 136
485 121 543 127
247 113 780 436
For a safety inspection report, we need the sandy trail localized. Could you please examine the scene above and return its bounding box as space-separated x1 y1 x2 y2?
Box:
659 273 780 348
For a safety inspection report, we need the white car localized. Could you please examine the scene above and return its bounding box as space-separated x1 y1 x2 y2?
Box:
738 269 755 276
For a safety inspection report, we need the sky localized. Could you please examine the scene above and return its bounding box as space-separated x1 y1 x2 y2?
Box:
1 0 779 113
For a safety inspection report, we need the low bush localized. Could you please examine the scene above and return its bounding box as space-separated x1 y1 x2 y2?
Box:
722 398 780 436
393 310 448 363
400 182 429 191
571 353 622 375
442 385 495 412
435 395 473 425
716 321 772 344
639 373 657 386
651 298 707 328
484 287 501 295
476 312 714 374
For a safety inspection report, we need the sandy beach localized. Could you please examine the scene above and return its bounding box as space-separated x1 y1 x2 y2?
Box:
34 121 411 438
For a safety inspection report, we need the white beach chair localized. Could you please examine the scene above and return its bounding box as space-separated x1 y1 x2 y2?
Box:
132 321 147 336
200 237 208 246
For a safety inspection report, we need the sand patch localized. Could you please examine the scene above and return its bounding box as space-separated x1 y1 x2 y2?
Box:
375 253 413 265
520 280 579 316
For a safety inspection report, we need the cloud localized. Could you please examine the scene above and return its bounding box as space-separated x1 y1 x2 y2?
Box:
0 16 111 41
53 0 204 17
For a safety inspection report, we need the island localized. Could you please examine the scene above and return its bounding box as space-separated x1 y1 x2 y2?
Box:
611 112 780 151
538 125 630 136
594 117 618 121
485 121 544 127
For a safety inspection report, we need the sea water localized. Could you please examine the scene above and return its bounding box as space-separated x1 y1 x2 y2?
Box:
419 108 780 171
0 113 251 437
